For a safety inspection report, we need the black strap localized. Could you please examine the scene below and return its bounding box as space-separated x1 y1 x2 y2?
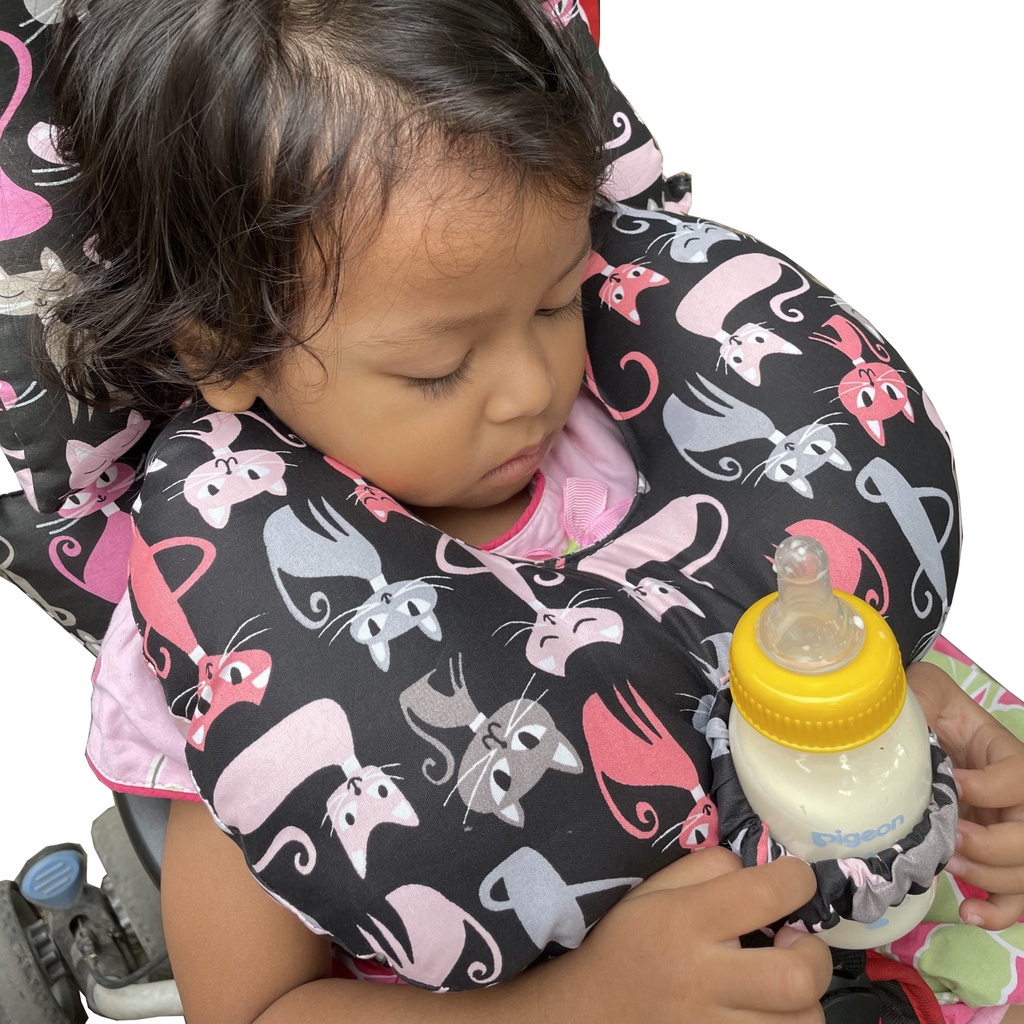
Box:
821 949 882 1024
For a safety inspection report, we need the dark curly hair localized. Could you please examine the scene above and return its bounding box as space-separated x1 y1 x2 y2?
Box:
44 0 609 417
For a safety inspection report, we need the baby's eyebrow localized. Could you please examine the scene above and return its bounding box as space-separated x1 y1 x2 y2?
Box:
370 310 495 350
370 234 593 351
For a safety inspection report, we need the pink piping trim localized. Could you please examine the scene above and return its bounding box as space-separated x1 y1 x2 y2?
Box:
480 473 546 551
85 753 202 802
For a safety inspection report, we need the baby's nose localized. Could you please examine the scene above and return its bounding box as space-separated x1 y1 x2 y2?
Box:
488 343 555 422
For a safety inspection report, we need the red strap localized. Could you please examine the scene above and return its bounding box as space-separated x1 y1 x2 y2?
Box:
866 951 945 1024
579 0 600 45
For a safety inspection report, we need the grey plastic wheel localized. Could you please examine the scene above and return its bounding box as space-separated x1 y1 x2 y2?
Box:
91 806 169 969
0 880 86 1024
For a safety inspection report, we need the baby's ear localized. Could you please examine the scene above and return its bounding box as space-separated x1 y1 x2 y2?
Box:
194 375 260 414
172 322 259 413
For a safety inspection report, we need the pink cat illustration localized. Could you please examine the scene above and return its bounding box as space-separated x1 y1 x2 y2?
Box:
583 250 668 324
583 352 658 421
42 410 150 603
675 252 807 385
576 494 729 621
47 461 134 603
781 519 889 613
170 410 305 528
357 884 502 989
212 699 418 882
324 456 415 523
0 378 45 411
809 314 913 445
0 32 51 240
323 766 419 878
604 140 663 203
582 682 718 849
436 537 622 677
128 525 271 749
542 0 577 27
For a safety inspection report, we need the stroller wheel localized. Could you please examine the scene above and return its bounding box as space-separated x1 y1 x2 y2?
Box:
91 807 169 972
0 880 86 1024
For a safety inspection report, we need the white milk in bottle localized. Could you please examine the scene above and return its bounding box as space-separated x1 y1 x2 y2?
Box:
728 535 935 948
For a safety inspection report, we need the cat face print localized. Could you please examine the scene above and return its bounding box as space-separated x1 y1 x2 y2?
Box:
0 248 79 317
762 421 851 497
324 767 419 878
594 261 668 324
457 697 582 826
522 605 623 677
401 660 582 827
838 364 913 445
183 450 288 528
718 323 800 386
349 579 443 671
58 461 136 519
189 646 273 750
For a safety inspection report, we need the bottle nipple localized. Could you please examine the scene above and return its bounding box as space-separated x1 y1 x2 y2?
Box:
756 536 865 673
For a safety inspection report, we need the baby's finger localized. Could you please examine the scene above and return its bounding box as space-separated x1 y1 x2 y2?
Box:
698 857 818 943
946 854 1024 902
620 845 741 903
956 819 1024 868
722 939 833 1014
956 761 1024 810
959 891 1024 931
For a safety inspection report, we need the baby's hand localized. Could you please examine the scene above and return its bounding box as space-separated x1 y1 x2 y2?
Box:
908 661 1024 930
551 846 832 1023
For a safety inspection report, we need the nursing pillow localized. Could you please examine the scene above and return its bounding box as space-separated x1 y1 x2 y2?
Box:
123 201 960 988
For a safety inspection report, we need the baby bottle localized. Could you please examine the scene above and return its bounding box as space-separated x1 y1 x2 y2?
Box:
728 535 935 948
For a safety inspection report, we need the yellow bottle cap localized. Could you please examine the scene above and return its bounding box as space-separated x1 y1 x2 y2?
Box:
729 537 905 753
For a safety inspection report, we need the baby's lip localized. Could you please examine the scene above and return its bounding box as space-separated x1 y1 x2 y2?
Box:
508 439 546 462
486 433 553 479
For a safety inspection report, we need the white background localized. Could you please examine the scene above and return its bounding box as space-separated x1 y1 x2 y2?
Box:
0 3 1019 1019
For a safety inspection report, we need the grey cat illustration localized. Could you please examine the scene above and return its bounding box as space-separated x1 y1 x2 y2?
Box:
690 631 733 691
0 248 78 318
399 656 582 827
611 205 741 263
662 375 850 497
479 847 640 951
264 499 442 670
20 0 66 42
1 249 83 417
856 457 956 653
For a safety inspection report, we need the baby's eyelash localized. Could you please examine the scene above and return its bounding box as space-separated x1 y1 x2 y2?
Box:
407 361 472 399
538 293 583 321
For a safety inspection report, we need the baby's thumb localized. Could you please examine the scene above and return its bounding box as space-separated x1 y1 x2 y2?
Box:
773 924 812 949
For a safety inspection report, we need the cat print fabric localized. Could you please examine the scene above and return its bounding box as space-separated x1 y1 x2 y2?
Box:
0 0 667 650
121 203 961 990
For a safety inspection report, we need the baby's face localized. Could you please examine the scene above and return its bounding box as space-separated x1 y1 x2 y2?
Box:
251 172 593 530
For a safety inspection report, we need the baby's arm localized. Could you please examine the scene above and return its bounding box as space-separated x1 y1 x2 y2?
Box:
163 801 832 1024
908 662 1024 930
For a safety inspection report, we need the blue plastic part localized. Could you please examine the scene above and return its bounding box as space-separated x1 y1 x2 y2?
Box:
19 849 86 911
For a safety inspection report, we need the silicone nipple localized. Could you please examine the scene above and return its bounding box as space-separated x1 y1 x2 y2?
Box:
757 536 866 673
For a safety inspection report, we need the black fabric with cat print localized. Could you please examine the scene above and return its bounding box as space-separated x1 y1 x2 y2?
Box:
0 0 674 656
129 204 960 990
